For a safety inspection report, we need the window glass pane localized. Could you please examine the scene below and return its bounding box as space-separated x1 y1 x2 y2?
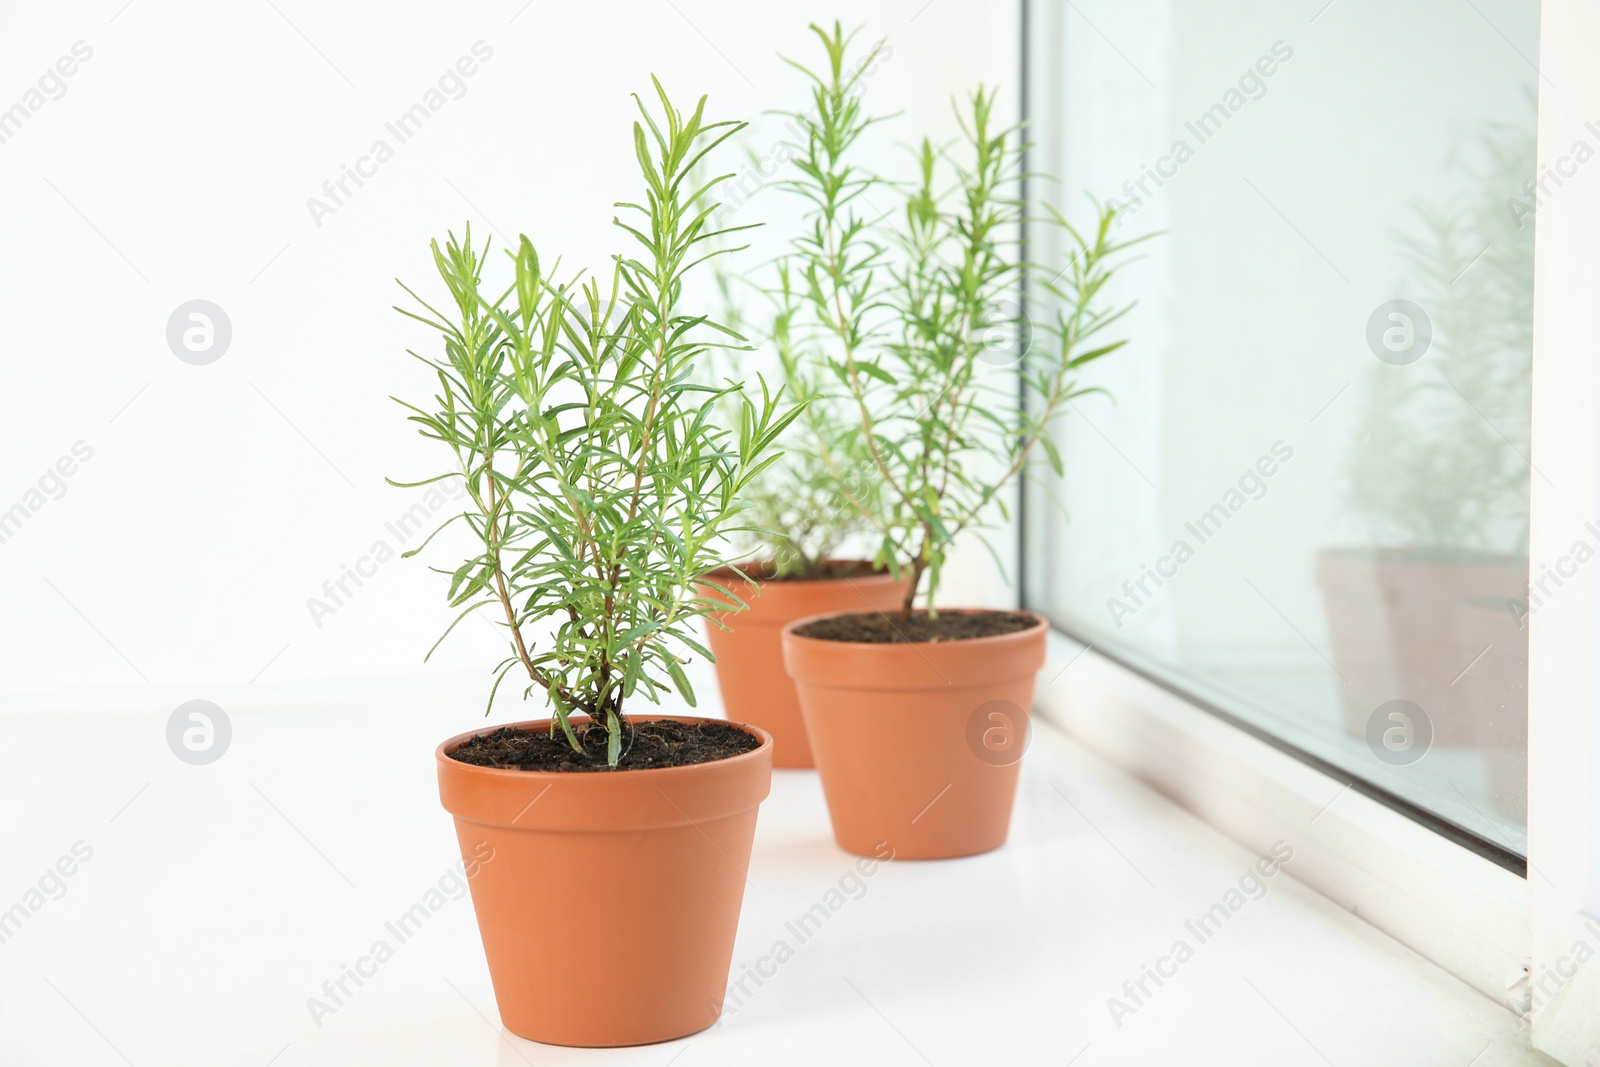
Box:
1024 0 1536 855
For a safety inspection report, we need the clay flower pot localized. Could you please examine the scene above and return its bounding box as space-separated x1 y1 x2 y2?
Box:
699 562 910 768
781 610 1048 859
435 715 772 1047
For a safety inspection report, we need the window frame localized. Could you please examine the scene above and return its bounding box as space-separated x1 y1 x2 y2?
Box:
1016 4 1600 1044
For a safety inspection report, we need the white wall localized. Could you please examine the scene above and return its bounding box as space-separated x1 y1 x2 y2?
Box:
0 0 1020 715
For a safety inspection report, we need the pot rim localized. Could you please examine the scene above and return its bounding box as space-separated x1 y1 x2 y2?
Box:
779 607 1049 649
699 559 906 587
434 713 774 783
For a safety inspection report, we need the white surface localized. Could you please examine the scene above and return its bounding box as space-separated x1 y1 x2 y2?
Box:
0 689 1551 1067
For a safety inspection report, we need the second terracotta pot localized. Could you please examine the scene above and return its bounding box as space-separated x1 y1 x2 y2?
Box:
436 715 772 1046
781 610 1048 859
699 562 910 768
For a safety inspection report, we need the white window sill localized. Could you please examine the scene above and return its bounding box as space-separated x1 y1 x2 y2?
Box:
0 688 1549 1066
1032 626 1533 1012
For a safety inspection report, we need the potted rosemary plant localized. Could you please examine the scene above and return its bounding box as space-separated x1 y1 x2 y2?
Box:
393 80 799 1046
696 207 910 769
773 25 1146 859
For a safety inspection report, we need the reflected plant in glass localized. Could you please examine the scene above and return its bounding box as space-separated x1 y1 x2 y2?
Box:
1346 121 1534 555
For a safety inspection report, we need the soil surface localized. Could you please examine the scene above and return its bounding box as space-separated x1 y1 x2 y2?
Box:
793 609 1038 644
447 719 760 772
718 560 889 583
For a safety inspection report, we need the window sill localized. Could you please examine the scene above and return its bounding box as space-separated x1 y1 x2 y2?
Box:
1033 626 1531 1016
0 688 1544 1064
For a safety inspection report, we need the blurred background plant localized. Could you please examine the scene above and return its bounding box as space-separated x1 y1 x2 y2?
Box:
700 254 882 580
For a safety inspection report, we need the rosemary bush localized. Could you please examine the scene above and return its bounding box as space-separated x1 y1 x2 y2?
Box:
392 81 799 767
771 24 1148 617
705 257 880 579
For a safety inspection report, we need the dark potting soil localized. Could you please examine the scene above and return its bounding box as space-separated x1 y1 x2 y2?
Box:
774 560 886 581
793 609 1038 644
727 560 887 582
447 719 760 772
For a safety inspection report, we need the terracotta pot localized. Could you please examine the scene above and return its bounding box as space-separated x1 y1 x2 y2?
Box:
1315 548 1525 746
781 610 1048 859
699 562 910 768
435 715 772 1047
